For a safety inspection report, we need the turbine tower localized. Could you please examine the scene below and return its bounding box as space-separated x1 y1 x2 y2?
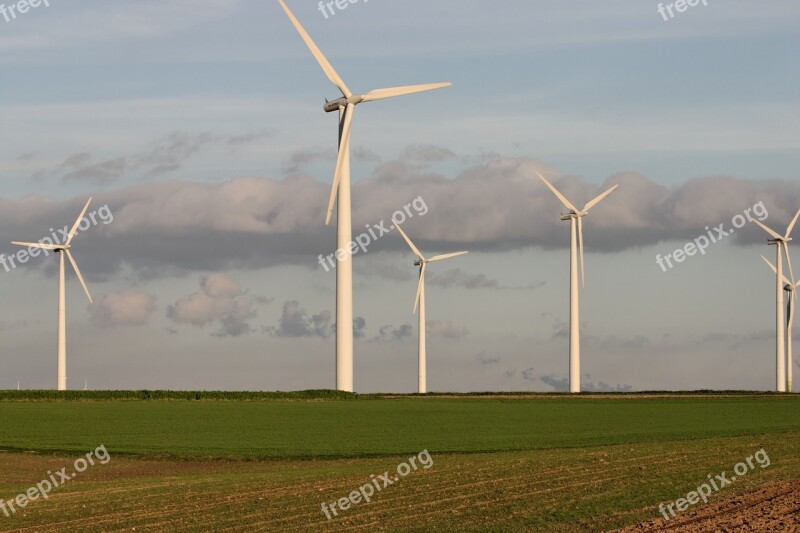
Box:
278 0 451 392
395 224 467 394
536 170 618 394
12 198 94 391
762 255 800 393
752 209 800 392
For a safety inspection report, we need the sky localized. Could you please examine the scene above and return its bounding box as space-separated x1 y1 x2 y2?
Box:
0 0 798 392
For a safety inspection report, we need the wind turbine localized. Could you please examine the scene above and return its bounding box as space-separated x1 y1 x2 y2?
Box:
395 224 467 394
278 0 451 392
752 209 800 392
536 170 618 394
762 255 800 393
12 198 94 391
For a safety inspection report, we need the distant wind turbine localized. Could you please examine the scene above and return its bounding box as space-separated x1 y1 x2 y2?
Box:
278 0 451 392
752 209 800 392
762 255 800 393
536 170 618 394
12 198 94 391
395 224 467 394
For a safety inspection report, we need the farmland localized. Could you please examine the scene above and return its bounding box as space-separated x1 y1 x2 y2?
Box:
0 393 798 531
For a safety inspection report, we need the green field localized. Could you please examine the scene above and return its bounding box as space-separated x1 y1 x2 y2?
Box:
0 393 798 531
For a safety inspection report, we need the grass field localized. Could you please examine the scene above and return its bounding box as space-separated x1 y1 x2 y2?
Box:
0 393 798 531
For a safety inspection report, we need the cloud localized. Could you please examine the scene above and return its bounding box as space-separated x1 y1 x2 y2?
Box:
427 320 468 339
355 260 415 282
539 374 569 391
538 373 633 392
3 155 800 281
427 269 500 289
270 300 333 338
426 269 545 291
400 144 457 163
521 368 537 382
541 312 570 340
476 350 501 367
0 320 36 332
48 131 268 184
285 145 380 173
375 324 413 342
166 274 255 337
89 291 157 327
354 316 367 339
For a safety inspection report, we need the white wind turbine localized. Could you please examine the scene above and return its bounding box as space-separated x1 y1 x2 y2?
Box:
536 170 618 394
395 224 467 394
12 198 94 391
762 255 800 393
278 0 451 392
752 209 800 392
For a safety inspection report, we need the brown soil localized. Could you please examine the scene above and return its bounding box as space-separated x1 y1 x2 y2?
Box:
616 480 800 532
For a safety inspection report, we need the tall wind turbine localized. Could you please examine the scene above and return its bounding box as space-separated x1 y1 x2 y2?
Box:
12 198 94 391
536 170 618 394
752 209 800 392
762 255 800 393
395 224 467 394
278 0 451 392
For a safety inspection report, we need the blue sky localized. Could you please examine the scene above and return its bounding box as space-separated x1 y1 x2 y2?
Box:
0 0 798 392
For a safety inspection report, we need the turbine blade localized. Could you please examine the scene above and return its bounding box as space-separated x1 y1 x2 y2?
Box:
762 255 792 285
394 223 425 260
762 255 778 274
583 184 619 212
66 197 92 245
11 241 60 250
786 208 800 239
277 0 352 97
325 103 354 225
428 251 469 263
752 218 784 241
361 83 452 103
65 250 92 304
413 263 426 314
578 217 585 288
535 170 578 213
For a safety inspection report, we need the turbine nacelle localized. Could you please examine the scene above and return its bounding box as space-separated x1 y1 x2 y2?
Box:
323 95 365 113
560 211 587 221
